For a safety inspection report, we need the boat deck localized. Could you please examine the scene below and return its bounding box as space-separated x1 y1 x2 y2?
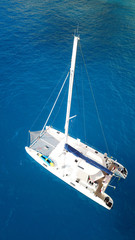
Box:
29 126 127 209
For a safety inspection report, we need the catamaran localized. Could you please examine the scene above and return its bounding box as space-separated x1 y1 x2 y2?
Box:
25 34 127 210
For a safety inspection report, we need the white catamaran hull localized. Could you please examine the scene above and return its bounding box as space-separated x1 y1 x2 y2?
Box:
25 145 113 210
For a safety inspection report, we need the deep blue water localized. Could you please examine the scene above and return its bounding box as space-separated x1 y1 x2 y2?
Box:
0 0 135 239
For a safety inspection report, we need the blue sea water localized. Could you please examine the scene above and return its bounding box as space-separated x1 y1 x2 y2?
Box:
0 0 135 239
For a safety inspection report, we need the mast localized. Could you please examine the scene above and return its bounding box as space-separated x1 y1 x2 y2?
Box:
65 35 80 144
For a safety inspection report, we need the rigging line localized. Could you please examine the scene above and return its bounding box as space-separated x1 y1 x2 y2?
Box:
74 76 84 140
29 65 70 131
79 41 110 156
51 83 67 126
109 176 115 184
81 66 87 143
74 79 81 111
40 71 69 136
